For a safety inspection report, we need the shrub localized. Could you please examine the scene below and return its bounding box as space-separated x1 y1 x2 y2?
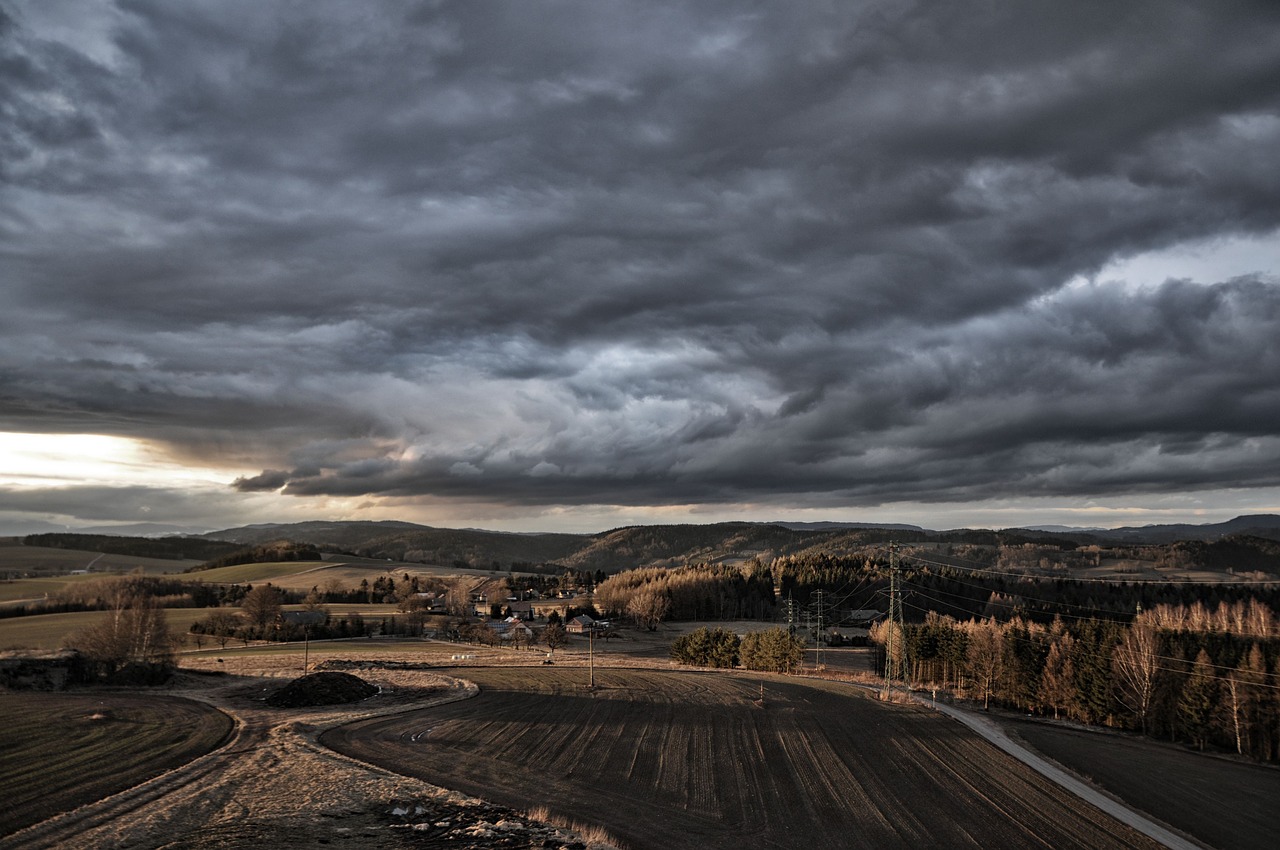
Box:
671 626 740 668
740 628 806 673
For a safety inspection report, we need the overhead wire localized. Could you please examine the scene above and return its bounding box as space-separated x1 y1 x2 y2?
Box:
896 585 1280 687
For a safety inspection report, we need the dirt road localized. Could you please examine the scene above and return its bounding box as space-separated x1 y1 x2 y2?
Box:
5 656 604 849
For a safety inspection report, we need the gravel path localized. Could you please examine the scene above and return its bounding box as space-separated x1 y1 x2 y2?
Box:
922 700 1206 850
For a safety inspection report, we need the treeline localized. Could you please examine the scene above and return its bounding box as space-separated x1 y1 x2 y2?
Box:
769 551 1280 625
22 533 239 562
594 562 777 625
584 552 1280 633
189 610 379 646
0 575 224 620
880 603 1280 762
185 540 322 571
509 567 605 596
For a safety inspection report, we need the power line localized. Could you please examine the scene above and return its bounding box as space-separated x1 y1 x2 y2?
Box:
897 549 1280 586
904 569 1280 639
897 590 1280 689
882 542 905 701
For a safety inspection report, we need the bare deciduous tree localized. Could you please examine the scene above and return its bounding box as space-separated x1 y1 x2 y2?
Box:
541 622 569 656
1113 620 1160 734
1220 645 1266 756
965 618 1004 710
63 590 175 678
240 584 284 630
626 586 670 632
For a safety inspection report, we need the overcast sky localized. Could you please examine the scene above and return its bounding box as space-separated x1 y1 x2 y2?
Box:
3 1 1280 535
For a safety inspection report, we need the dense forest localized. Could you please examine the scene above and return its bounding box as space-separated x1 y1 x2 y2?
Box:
884 606 1279 762
594 550 1280 762
183 540 323 571
21 533 239 562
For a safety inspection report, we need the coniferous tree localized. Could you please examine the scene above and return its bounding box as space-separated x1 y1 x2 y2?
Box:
1177 648 1217 750
1039 631 1076 721
1071 620 1119 725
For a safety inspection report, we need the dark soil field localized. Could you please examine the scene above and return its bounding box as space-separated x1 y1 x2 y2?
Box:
323 667 1163 850
0 692 234 837
1006 718 1280 850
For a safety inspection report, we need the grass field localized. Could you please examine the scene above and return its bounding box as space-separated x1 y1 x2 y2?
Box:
323 667 1162 849
0 609 217 651
0 601 437 652
0 541 198 578
0 574 104 604
0 692 234 837
178 560 333 584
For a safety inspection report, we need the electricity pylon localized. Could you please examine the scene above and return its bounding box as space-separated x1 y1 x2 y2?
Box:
882 542 905 701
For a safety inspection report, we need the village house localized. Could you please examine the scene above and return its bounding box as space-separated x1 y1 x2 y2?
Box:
565 614 596 634
488 617 533 643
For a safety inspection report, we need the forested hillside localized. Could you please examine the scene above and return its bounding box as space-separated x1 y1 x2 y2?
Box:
21 534 239 562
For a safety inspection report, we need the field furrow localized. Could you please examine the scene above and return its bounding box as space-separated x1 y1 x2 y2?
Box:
323 667 1166 850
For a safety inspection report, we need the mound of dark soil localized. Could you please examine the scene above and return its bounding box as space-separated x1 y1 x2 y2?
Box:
265 671 378 708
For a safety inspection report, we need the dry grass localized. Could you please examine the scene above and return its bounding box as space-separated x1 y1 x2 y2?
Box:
526 806 624 849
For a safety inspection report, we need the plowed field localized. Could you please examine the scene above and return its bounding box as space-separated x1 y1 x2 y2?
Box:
322 668 1162 850
0 692 233 837
1008 718 1280 850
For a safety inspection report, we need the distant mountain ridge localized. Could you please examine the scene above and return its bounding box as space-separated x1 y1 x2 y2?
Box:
1020 514 1280 544
197 515 1280 571
19 514 1280 573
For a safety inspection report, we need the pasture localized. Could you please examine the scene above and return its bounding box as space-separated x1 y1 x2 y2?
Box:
323 666 1162 849
179 560 332 585
0 540 198 579
0 609 215 651
0 692 233 837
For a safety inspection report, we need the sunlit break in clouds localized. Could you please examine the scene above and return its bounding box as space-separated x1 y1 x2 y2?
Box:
2 1 1280 534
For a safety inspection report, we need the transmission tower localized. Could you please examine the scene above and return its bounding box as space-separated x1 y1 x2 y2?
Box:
815 589 825 667
882 542 905 701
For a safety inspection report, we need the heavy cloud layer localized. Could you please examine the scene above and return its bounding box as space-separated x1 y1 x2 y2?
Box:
3 1 1279 528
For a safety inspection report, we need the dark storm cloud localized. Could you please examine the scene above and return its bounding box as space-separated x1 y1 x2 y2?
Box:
0 484 249 524
3 0 1280 521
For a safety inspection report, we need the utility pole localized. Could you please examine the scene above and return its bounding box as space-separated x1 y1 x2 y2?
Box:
815 589 825 667
882 542 904 701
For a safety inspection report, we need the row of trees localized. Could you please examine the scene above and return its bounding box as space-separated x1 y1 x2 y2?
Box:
23 533 238 562
875 609 1280 761
670 626 806 673
596 552 1280 638
594 563 776 626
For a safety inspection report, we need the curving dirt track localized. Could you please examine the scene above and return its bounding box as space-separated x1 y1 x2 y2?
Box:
322 667 1164 850
3 657 591 850
0 692 234 836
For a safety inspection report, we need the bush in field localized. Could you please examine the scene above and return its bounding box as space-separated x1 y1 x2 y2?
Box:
740 628 806 674
62 592 176 681
671 627 740 668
